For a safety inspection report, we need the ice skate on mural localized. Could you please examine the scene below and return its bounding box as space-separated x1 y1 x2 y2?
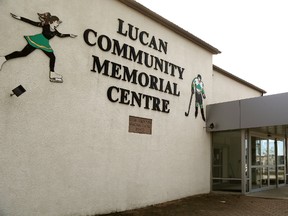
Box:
0 56 7 70
49 71 63 83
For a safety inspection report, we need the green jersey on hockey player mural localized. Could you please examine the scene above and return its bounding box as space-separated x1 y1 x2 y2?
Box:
184 74 206 121
192 74 206 121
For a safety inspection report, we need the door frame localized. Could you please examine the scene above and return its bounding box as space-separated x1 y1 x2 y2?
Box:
249 132 286 192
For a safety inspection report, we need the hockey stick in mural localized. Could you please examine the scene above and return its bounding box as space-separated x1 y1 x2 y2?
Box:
184 92 193 116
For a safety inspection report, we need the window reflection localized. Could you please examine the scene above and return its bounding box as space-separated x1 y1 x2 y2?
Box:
212 131 241 192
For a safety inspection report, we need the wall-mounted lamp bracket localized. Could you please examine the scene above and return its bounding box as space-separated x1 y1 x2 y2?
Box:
204 123 215 130
10 85 26 97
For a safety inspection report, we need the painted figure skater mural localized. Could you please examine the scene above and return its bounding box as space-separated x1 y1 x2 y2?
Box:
0 12 77 83
185 74 206 122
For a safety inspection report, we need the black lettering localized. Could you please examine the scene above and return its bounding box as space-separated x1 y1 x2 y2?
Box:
162 99 170 113
139 31 149 45
117 19 127 36
158 39 168 54
128 47 143 64
83 29 97 46
107 86 170 113
122 66 138 84
143 52 154 68
152 97 161 111
107 86 119 102
142 94 153 110
149 75 158 91
128 23 139 41
138 72 149 87
178 67 184 80
91 55 109 76
159 78 164 92
111 39 129 59
148 36 158 51
130 91 142 107
119 88 130 105
169 63 176 77
173 83 180 96
98 35 112 52
164 81 173 94
154 57 163 71
110 62 122 80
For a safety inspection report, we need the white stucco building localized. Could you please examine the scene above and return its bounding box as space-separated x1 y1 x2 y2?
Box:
0 1 286 216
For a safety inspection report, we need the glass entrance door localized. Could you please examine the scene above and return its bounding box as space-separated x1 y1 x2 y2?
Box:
277 139 286 186
268 139 276 187
251 135 286 191
251 136 268 190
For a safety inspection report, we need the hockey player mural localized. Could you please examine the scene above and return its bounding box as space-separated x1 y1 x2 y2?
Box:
185 74 206 121
0 12 77 83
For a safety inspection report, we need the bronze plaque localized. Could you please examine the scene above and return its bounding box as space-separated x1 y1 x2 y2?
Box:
129 116 152 135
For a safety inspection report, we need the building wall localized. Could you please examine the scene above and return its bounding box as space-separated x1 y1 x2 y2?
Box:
211 69 263 104
0 1 214 216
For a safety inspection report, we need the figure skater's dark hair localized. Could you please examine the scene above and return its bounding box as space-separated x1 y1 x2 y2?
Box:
37 12 61 25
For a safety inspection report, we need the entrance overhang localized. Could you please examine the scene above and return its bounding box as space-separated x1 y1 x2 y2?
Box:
206 92 288 132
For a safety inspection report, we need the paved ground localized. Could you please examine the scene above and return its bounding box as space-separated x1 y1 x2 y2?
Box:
95 192 288 216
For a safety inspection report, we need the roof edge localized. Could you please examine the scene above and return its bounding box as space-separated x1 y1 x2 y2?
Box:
117 0 221 55
213 65 267 95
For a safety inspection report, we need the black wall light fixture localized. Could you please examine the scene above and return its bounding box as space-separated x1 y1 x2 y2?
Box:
10 85 26 97
209 123 215 129
204 123 215 130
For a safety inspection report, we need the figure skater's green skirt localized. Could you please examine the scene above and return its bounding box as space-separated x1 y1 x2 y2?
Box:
24 34 53 53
